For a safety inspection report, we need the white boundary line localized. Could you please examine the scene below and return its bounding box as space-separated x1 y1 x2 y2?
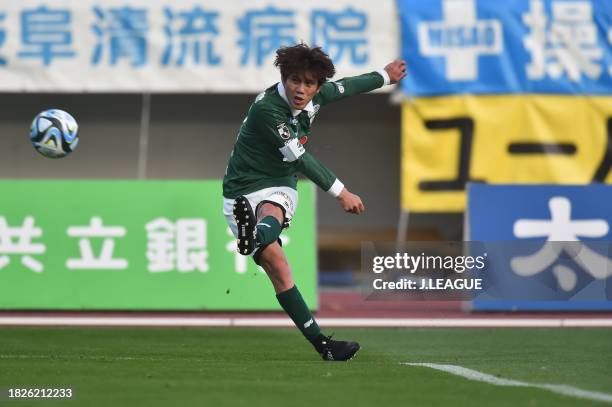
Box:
0 316 610 327
403 363 612 404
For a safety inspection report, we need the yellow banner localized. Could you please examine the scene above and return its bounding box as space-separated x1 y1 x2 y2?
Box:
402 95 612 212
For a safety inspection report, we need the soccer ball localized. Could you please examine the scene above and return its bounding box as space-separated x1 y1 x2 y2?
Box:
30 109 79 158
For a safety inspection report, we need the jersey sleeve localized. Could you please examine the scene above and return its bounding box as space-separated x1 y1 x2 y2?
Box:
296 152 343 196
315 71 387 106
247 102 287 148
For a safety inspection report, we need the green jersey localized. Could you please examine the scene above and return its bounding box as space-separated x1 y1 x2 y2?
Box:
222 71 387 199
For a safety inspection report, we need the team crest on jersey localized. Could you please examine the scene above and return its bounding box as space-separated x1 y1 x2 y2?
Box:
277 123 291 140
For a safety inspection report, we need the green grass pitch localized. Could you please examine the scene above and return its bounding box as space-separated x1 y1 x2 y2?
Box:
1 327 611 406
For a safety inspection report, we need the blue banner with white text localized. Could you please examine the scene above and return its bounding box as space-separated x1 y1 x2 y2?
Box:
398 0 612 96
467 184 612 311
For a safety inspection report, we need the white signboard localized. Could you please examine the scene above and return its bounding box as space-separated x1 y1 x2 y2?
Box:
0 0 399 92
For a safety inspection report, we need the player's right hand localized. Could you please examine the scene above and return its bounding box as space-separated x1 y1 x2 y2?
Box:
337 188 365 215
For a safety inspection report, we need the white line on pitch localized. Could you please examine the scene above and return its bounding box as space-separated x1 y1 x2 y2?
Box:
0 317 611 327
403 363 612 404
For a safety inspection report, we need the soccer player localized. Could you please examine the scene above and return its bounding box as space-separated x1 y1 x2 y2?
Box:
223 43 406 361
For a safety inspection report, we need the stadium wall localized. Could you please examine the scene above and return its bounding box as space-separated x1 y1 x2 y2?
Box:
0 93 401 233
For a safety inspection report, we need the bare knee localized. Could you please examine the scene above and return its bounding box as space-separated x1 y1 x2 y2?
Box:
258 244 294 293
257 202 284 225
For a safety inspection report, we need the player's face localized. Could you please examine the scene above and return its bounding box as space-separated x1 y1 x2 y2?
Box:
283 72 321 110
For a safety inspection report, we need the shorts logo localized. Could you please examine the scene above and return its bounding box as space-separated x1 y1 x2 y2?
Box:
277 123 291 140
271 191 294 212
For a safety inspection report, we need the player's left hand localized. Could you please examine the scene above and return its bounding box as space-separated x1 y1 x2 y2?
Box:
384 60 407 84
337 188 365 215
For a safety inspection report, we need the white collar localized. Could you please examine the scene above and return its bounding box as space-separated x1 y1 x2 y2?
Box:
277 82 315 117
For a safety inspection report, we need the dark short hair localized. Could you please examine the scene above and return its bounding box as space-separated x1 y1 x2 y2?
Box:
274 43 335 85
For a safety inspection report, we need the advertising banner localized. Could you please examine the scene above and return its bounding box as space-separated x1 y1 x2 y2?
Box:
466 183 612 310
398 0 612 213
401 95 612 212
0 180 316 310
0 0 398 92
398 0 612 96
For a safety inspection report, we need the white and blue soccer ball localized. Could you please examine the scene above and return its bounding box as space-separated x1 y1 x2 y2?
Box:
30 109 79 159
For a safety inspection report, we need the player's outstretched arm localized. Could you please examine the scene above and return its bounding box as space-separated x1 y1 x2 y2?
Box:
316 59 407 106
337 188 365 215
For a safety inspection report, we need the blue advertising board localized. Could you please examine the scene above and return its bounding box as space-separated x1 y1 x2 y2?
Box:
466 183 612 310
397 0 612 96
